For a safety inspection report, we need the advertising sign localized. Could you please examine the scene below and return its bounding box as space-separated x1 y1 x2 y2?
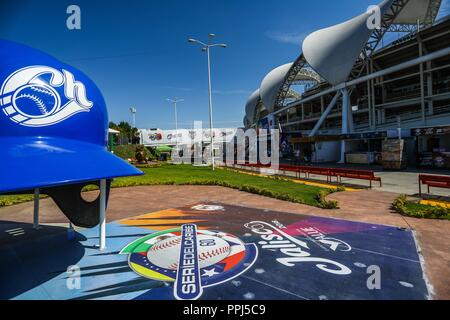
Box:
140 128 238 146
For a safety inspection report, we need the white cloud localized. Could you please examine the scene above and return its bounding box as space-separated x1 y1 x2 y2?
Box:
161 86 193 92
212 89 251 95
266 31 308 45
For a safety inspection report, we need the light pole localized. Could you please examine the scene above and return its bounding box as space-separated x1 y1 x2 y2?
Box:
130 107 137 128
188 34 227 170
167 98 184 152
130 107 137 144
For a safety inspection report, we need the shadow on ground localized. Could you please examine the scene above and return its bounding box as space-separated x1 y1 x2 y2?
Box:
0 221 87 300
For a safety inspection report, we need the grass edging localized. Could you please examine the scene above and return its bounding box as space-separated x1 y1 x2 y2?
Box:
392 195 450 220
0 195 47 207
112 178 340 209
0 164 341 209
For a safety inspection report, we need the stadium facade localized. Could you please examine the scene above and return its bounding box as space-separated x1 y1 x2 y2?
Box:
244 0 450 169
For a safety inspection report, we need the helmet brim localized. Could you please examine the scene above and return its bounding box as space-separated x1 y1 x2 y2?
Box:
0 137 144 194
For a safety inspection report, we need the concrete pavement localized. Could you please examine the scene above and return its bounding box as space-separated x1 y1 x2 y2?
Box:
0 185 449 299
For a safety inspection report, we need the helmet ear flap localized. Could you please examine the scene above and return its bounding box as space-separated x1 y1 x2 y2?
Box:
43 180 111 228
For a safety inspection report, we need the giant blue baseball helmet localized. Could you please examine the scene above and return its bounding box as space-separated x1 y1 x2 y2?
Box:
0 39 143 227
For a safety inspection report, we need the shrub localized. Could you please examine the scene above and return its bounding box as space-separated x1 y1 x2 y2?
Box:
135 145 147 163
114 145 152 162
147 147 161 161
114 145 138 160
316 190 340 209
392 195 450 220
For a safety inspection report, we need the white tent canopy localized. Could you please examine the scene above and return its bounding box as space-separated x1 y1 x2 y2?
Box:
108 128 120 134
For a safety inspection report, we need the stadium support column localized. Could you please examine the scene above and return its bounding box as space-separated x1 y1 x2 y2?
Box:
419 39 426 125
348 96 354 133
339 88 350 164
367 62 373 129
320 96 324 114
427 60 433 115
370 59 376 129
309 91 341 137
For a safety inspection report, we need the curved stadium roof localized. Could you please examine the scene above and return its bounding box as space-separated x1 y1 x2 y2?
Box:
259 63 321 113
245 89 261 124
303 0 394 86
259 63 294 113
244 0 443 127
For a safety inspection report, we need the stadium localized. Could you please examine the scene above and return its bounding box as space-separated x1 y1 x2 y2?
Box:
2 0 450 304
244 0 450 169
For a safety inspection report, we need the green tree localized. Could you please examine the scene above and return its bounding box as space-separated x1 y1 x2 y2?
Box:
109 121 120 131
108 121 140 145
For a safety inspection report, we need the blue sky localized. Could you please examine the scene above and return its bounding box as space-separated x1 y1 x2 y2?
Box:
1 0 449 129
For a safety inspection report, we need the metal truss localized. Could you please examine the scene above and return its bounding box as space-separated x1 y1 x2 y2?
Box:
295 67 322 83
387 0 442 33
286 89 302 100
391 32 417 46
273 56 309 110
424 0 442 26
387 24 418 33
349 0 412 81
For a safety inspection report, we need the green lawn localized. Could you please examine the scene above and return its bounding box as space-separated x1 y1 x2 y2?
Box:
0 164 338 208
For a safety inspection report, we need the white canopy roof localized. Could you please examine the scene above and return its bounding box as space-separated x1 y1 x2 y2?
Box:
260 63 293 113
303 0 394 85
259 62 321 111
245 89 261 123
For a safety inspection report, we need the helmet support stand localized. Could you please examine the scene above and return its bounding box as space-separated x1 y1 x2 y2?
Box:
99 179 107 251
33 188 40 230
31 179 108 251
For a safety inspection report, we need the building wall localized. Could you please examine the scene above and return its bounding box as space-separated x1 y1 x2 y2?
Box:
312 141 341 163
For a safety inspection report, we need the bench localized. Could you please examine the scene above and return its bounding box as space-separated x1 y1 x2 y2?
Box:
278 164 304 178
277 165 332 181
303 167 333 182
233 163 382 188
419 174 450 196
330 168 382 189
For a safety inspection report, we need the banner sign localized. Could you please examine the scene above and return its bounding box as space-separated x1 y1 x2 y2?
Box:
140 128 238 146
411 126 450 137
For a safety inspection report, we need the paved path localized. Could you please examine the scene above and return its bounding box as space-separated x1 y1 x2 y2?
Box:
1 186 449 299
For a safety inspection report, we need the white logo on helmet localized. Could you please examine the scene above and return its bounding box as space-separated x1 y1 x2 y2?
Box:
0 66 93 127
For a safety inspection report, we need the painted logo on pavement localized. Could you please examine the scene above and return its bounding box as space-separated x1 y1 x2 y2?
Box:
120 224 258 300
